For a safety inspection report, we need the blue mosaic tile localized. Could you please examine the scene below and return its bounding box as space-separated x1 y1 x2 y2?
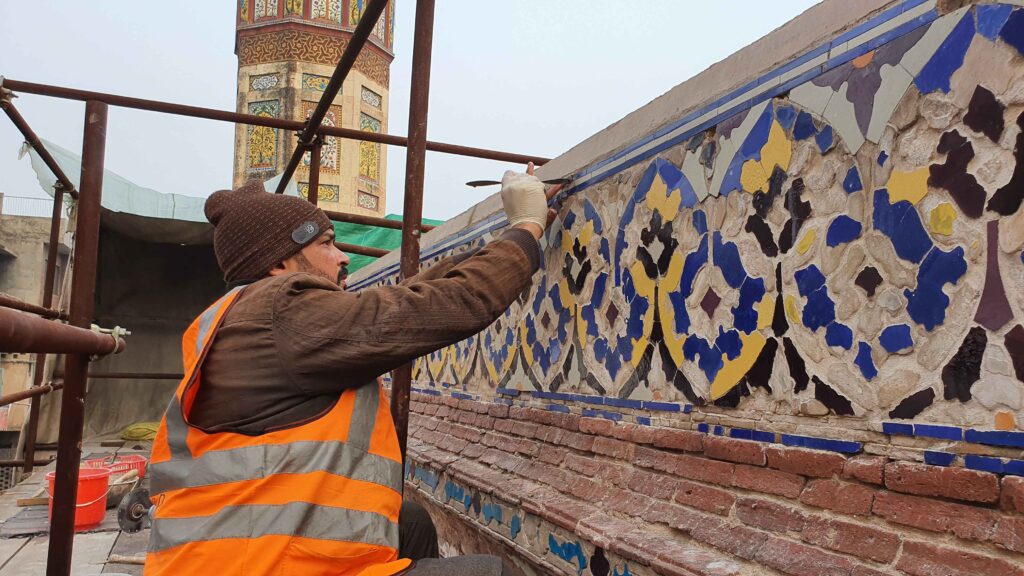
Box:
682 404 693 414
714 425 725 436
793 110 816 140
582 408 623 422
802 287 837 332
1005 459 1024 476
420 389 442 396
546 404 571 413
915 10 974 93
496 388 521 397
815 124 835 153
825 322 854 350
636 416 652 426
795 265 827 296
734 276 767 334
697 423 710 433
751 430 776 443
451 391 475 400
562 210 577 230
604 397 644 409
580 395 606 406
904 246 967 331
843 166 863 194
693 210 708 235
826 215 862 247
873 189 933 264
882 422 914 436
880 324 914 353
713 233 748 289
964 429 1024 448
964 454 1005 474
780 434 862 454
776 104 797 130
729 428 754 440
914 424 964 441
999 7 1024 57
856 342 878 380
924 451 956 467
977 4 1013 40
877 151 889 166
642 401 682 412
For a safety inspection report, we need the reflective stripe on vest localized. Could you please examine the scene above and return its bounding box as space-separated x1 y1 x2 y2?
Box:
146 287 407 576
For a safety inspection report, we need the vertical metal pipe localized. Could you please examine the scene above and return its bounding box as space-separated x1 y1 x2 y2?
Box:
391 0 436 461
307 141 322 206
46 101 106 576
22 183 66 475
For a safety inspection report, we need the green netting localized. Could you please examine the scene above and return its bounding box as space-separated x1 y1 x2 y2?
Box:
332 214 444 273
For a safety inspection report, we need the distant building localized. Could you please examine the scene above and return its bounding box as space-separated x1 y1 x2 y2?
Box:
233 0 394 216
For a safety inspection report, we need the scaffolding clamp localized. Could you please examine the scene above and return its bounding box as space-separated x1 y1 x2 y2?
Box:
89 324 131 359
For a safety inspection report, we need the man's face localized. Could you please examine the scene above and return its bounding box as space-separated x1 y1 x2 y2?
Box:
274 230 351 289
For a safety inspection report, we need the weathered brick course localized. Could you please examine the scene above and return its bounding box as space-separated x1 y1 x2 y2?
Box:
885 461 1000 504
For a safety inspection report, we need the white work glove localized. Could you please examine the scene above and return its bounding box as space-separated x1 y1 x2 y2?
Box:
500 170 548 229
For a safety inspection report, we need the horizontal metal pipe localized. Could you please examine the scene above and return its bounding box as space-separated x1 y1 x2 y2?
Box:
0 98 79 200
0 381 63 408
0 308 124 355
336 242 387 258
0 293 67 321
324 209 436 232
0 459 54 467
2 79 550 166
86 372 182 380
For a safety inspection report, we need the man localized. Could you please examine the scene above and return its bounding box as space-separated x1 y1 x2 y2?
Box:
145 167 558 576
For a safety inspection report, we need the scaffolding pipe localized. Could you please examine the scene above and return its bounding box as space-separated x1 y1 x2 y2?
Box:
275 0 389 194
0 459 55 467
0 293 66 321
47 100 107 576
2 78 550 166
336 242 388 258
0 308 124 355
23 182 67 473
324 209 436 232
307 140 322 206
392 0 437 461
0 381 63 409
0 98 80 199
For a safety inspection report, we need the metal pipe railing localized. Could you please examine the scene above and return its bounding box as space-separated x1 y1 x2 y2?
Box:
0 293 67 321
391 0 437 461
336 242 388 258
1 79 549 167
324 209 436 232
275 0 391 194
0 97 80 199
0 308 124 355
46 100 107 576
0 381 63 409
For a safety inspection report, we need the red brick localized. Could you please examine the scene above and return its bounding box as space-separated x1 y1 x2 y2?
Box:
705 436 767 465
872 491 996 541
577 512 630 549
535 424 564 444
608 423 638 442
689 516 769 560
510 421 538 438
843 455 885 485
487 403 509 418
474 414 495 429
733 464 805 498
653 429 705 452
627 469 679 501
537 497 592 532
592 437 634 460
628 425 659 445
734 497 805 532
993 515 1024 553
579 416 616 436
603 487 653 518
800 478 875 516
435 406 450 419
493 419 514 433
852 567 890 576
885 461 1000 503
754 536 855 576
440 436 468 454
675 453 736 487
564 453 602 477
801 516 901 563
461 443 485 459
673 479 736 516
650 538 744 576
1002 476 1024 514
766 445 845 478
633 446 677 473
538 446 567 466
561 431 595 452
896 540 1024 576
568 476 604 502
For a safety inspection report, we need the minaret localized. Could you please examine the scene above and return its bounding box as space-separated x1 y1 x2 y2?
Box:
233 0 393 216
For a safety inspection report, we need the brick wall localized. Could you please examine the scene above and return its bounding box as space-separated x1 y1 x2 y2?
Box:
405 393 1024 576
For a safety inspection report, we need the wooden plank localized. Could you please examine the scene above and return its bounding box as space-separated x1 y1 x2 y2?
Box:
0 532 118 575
102 529 147 574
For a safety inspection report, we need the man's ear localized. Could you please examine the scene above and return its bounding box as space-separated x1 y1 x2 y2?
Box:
267 261 289 277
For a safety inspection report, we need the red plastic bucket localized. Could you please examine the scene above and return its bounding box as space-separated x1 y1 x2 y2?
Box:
45 467 111 530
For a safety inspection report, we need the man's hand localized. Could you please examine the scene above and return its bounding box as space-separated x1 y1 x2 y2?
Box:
501 162 565 240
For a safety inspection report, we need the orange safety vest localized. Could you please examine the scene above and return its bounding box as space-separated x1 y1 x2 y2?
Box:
146 287 411 576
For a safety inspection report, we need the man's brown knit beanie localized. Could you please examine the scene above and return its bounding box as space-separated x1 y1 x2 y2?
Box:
205 180 332 283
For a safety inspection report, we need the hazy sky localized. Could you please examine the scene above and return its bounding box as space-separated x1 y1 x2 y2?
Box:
0 1 820 220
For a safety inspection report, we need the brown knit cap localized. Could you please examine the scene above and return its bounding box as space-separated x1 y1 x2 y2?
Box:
205 180 332 283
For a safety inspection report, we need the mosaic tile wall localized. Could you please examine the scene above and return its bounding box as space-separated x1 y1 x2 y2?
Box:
354 2 1024 439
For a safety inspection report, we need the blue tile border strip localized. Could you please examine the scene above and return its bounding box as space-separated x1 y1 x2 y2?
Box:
781 434 863 454
914 424 964 441
924 451 956 466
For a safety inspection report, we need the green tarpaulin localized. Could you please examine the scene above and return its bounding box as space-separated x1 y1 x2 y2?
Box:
333 214 444 273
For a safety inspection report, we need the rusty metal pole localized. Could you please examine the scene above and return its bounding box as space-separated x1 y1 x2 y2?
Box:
0 99 80 199
307 140 322 206
46 101 106 576
22 183 66 474
391 0 436 462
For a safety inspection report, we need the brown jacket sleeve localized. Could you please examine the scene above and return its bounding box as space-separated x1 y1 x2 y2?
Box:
272 228 540 395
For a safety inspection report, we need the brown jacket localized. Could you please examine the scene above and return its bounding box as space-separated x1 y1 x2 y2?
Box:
189 228 539 434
